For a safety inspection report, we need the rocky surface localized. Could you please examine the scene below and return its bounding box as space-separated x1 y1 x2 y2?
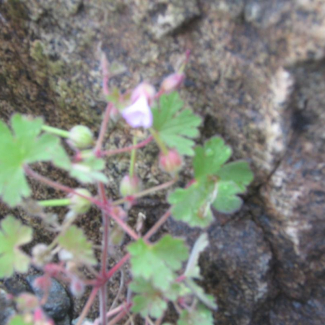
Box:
0 289 15 325
26 274 72 321
1 0 325 323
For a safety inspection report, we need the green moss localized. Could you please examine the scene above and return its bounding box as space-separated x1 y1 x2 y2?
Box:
30 40 47 64
7 0 28 21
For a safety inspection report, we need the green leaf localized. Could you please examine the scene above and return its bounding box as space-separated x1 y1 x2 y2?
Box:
178 303 214 325
70 156 108 184
168 178 217 228
0 216 33 278
128 235 188 290
184 279 217 310
193 137 232 180
152 92 202 156
0 115 70 206
184 233 209 279
131 278 184 319
130 278 168 318
212 181 243 214
8 315 33 325
58 226 96 265
216 160 253 192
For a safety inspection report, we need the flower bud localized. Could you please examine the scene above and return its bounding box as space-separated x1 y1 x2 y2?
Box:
16 293 39 312
32 244 51 267
70 276 85 298
131 82 156 106
160 73 184 93
119 175 142 197
69 125 94 150
58 249 73 262
159 149 183 175
69 188 92 214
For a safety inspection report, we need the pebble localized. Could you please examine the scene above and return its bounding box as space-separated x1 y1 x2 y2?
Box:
26 274 71 321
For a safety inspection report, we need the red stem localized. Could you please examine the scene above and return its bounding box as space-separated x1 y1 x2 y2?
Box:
112 180 175 206
104 209 172 280
98 183 110 325
101 53 110 97
107 307 130 325
175 274 186 283
108 208 140 241
24 165 139 241
101 136 153 157
75 288 99 325
143 209 171 240
105 253 130 280
94 103 112 155
23 165 103 207
93 303 132 325
98 183 110 275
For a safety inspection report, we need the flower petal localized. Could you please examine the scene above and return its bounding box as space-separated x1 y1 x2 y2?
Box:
121 96 153 129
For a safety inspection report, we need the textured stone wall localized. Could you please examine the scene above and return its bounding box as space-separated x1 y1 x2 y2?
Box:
1 0 325 324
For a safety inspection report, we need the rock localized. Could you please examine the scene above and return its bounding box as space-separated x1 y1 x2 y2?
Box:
270 287 325 325
211 0 245 19
244 0 291 27
167 215 273 325
4 274 33 296
133 0 201 39
26 275 71 321
56 314 71 325
258 61 325 301
1 0 325 323
0 289 15 325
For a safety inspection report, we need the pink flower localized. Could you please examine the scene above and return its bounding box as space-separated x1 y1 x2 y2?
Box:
121 95 153 129
131 82 156 105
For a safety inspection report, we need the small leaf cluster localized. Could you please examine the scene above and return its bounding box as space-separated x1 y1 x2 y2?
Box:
168 137 253 228
128 235 188 318
0 115 70 206
152 92 201 156
0 85 253 325
128 234 216 323
0 115 107 207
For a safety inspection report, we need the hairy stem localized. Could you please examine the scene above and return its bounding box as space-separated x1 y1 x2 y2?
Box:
101 136 153 157
76 288 99 325
129 137 137 178
38 198 71 207
105 253 130 280
93 303 132 325
23 165 102 207
108 208 140 241
105 209 172 280
143 209 171 240
98 182 110 325
24 165 140 242
107 307 130 325
149 128 168 155
41 125 70 138
95 99 112 325
112 179 176 206
94 103 112 155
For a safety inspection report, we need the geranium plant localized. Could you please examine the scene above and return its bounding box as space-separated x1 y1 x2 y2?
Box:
0 52 253 325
